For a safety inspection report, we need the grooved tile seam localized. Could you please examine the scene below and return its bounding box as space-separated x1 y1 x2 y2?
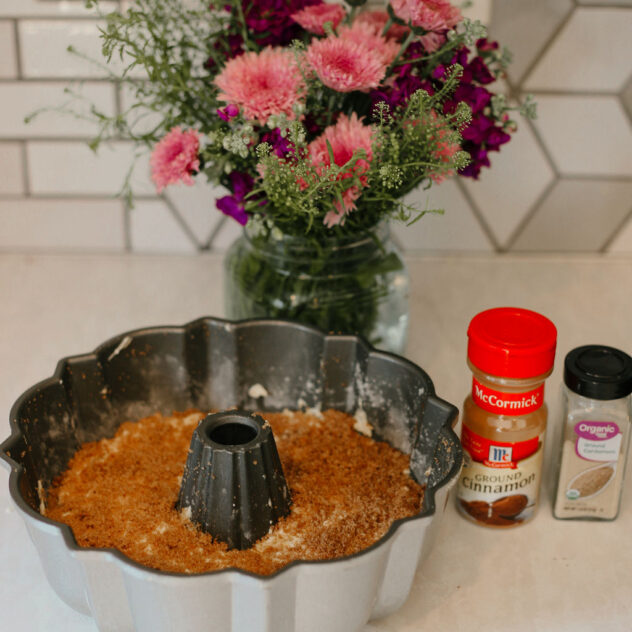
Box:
601 206 632 253
455 178 501 252
514 4 577 87
524 89 622 97
11 19 22 79
20 140 30 196
205 216 229 251
0 78 114 84
0 193 158 201
123 200 132 252
161 194 201 249
504 179 557 252
0 15 108 21
617 72 632 130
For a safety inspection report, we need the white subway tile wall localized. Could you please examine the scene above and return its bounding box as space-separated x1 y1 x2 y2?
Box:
19 20 108 79
164 180 232 248
0 143 25 196
0 0 630 254
0 82 116 138
0 22 18 79
129 199 198 254
0 198 124 250
27 141 154 195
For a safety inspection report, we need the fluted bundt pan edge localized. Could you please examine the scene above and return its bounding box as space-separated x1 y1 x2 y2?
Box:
1 317 462 632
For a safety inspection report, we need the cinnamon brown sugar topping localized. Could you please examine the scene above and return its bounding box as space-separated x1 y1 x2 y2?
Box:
46 409 423 575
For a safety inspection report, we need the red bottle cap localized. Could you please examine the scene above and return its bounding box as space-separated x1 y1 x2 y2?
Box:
467 307 557 378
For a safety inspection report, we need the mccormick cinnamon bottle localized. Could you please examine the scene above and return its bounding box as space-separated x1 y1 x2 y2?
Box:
456 307 557 527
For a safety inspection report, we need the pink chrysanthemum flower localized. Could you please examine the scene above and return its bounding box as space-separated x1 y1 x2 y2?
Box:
291 3 346 35
338 22 399 66
354 10 409 41
214 47 305 123
419 31 447 52
390 0 461 31
150 127 200 194
307 113 374 227
306 35 388 93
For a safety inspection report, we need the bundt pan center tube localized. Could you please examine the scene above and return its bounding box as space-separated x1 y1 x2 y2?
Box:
1 317 462 632
177 410 292 550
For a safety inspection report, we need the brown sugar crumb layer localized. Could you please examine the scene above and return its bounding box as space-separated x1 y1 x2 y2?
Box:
46 409 424 575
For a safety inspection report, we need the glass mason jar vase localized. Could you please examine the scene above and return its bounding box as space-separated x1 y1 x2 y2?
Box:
223 221 409 353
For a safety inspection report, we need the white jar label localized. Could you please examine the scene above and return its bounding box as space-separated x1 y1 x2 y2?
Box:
574 421 622 462
554 419 626 520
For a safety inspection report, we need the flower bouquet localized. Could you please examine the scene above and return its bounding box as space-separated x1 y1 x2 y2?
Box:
81 0 532 351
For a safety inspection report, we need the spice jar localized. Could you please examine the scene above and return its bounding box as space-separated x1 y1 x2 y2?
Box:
553 345 632 521
456 307 557 527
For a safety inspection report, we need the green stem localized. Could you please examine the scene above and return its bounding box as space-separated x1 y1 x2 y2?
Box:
381 17 393 38
233 0 252 50
390 33 464 68
387 29 416 73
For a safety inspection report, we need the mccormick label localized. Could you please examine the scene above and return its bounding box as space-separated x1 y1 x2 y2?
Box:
461 425 539 469
457 425 544 527
472 378 544 416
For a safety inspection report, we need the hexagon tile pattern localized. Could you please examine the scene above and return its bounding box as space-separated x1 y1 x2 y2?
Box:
622 75 632 121
392 179 494 252
487 0 574 86
511 179 632 252
483 0 632 253
461 115 554 249
524 8 632 91
533 95 632 177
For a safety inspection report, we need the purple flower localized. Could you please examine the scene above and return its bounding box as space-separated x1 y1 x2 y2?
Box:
438 41 514 179
485 126 511 151
432 64 447 80
370 76 433 114
216 196 249 225
217 104 240 122
466 57 495 85
260 128 293 158
458 143 490 178
476 38 499 52
216 171 254 225
458 118 510 178
450 47 469 68
461 115 493 144
302 113 324 137
241 0 320 47
450 84 491 113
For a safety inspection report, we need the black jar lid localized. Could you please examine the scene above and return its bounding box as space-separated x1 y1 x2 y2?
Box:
564 345 632 400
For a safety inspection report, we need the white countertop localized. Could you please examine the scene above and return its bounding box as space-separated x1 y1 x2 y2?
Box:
1 252 631 631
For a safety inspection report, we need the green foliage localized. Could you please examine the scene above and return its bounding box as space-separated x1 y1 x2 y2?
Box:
86 0 224 149
233 65 471 239
224 221 405 345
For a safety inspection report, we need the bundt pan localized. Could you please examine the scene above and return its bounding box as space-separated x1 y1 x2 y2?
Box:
1 317 462 632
